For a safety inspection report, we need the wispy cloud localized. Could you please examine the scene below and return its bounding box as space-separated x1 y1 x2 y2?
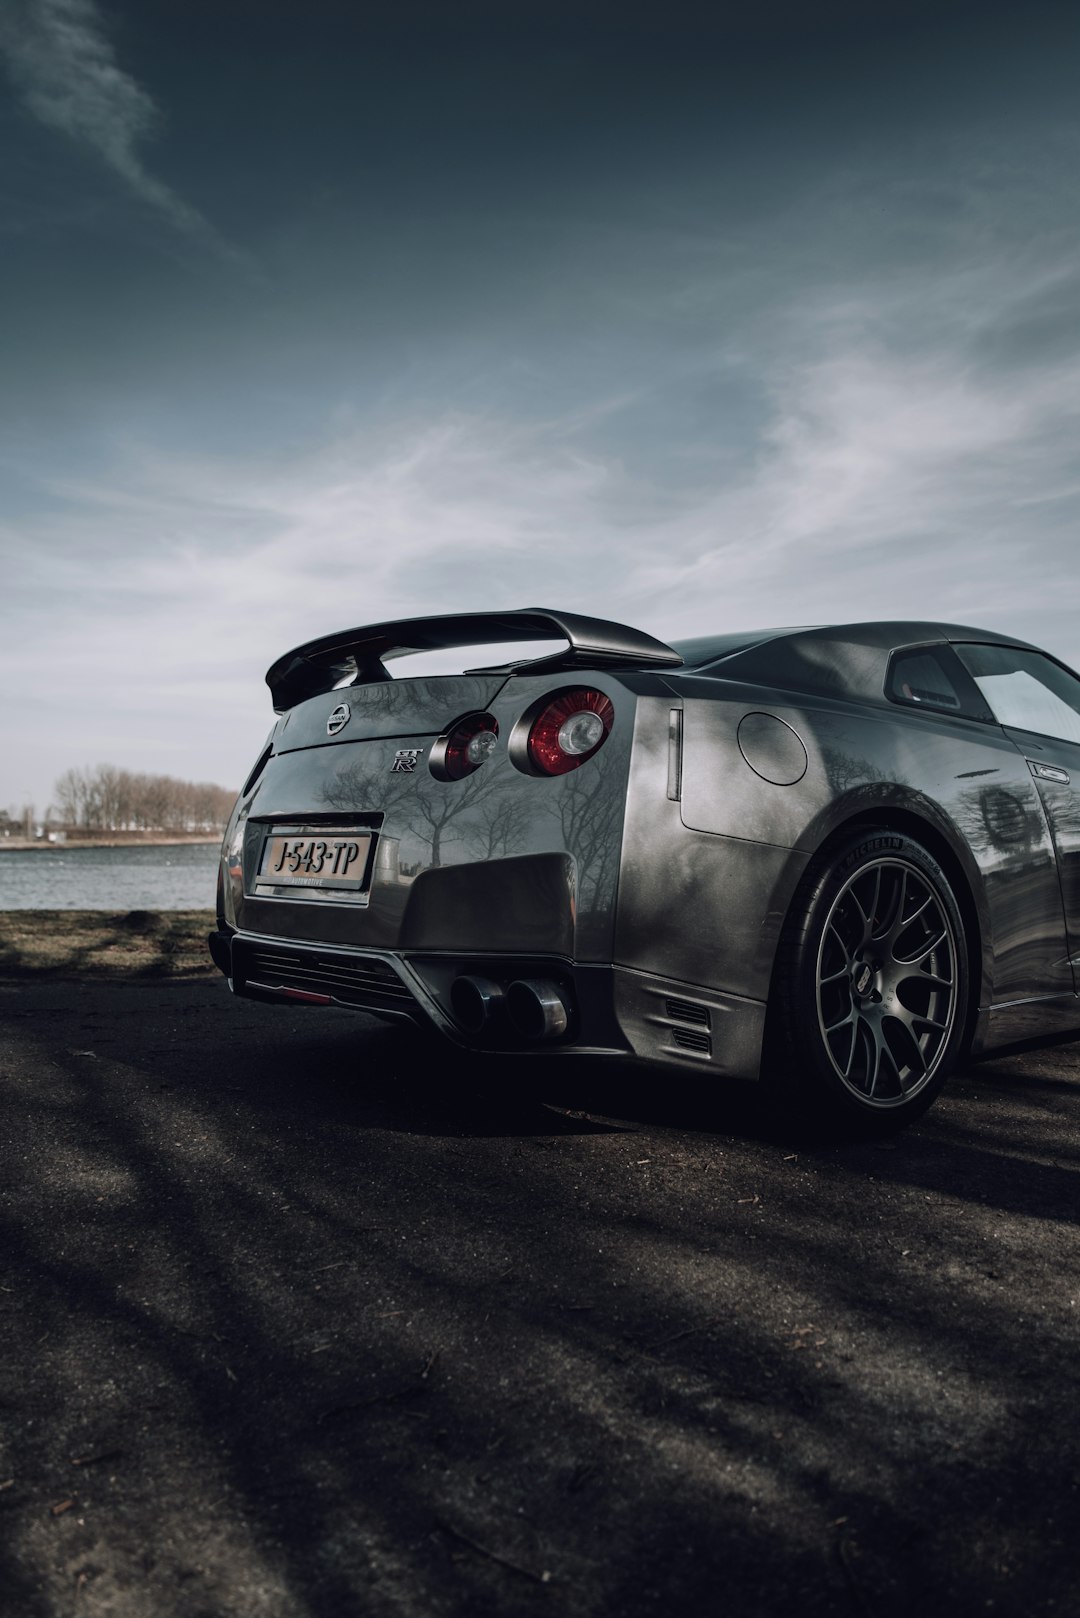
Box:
8 302 1080 677
4 241 1080 803
0 0 219 245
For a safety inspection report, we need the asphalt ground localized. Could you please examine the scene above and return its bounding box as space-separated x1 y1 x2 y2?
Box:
1 978 1078 1618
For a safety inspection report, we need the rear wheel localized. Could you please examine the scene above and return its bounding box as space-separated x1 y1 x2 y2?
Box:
771 829 969 1131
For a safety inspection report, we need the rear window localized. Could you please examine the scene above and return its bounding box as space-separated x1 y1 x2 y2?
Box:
886 646 993 722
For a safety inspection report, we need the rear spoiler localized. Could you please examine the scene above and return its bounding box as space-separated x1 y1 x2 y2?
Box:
265 607 683 712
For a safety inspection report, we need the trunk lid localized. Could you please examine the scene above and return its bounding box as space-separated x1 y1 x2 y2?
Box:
275 675 508 753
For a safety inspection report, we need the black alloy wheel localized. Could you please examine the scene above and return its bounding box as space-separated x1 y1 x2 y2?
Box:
771 828 970 1131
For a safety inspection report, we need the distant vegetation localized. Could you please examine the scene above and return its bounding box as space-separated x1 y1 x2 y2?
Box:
52 764 236 833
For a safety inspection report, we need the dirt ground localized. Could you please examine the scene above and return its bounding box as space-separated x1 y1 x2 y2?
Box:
0 913 216 982
1 975 1078 1618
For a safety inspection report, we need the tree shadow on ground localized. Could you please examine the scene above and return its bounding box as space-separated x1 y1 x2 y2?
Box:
1 982 1078 1618
0 910 215 980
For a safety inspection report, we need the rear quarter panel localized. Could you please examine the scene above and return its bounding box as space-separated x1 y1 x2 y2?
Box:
649 678 1071 1009
614 694 810 1001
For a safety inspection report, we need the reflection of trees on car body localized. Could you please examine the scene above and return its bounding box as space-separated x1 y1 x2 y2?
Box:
318 760 530 870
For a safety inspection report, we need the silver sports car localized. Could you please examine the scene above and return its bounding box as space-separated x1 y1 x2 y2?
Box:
210 609 1080 1129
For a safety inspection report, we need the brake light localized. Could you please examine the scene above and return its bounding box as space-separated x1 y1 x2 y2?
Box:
430 712 500 781
515 689 614 776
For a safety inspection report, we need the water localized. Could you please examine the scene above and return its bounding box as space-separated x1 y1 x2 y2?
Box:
0 843 221 911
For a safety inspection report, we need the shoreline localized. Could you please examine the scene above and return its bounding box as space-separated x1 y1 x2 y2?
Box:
1 834 222 852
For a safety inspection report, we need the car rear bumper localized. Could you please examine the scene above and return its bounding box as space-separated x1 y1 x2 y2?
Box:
208 928 766 1079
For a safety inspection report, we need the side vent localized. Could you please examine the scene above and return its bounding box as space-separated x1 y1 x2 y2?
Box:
672 1026 712 1054
666 998 710 1028
645 990 716 1061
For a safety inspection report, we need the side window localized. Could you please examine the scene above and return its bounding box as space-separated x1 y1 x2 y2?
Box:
886 646 993 722
954 644 1080 745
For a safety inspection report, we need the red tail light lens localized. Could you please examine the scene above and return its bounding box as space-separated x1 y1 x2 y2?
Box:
518 689 614 776
430 712 500 781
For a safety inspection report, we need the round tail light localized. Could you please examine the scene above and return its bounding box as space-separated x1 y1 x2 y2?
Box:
429 713 500 781
515 689 614 776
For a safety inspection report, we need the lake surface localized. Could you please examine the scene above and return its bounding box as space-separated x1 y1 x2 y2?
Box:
0 843 220 911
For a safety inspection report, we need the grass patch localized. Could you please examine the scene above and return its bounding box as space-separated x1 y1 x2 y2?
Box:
0 911 218 980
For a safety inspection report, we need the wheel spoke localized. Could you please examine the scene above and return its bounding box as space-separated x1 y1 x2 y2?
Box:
895 1054 922 1094
866 1020 897 1098
876 867 906 945
867 865 884 938
896 966 953 992
842 1016 860 1078
847 884 871 940
822 1008 860 1077
902 894 933 928
883 1011 929 1090
854 1018 874 1087
887 1006 930 1052
820 964 850 986
894 927 948 967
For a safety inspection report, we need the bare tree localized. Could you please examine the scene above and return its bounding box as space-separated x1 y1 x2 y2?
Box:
51 764 235 832
53 767 88 826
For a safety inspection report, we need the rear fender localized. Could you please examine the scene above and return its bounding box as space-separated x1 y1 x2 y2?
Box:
675 687 1070 1009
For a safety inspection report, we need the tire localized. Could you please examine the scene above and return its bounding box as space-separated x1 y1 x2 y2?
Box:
769 828 970 1133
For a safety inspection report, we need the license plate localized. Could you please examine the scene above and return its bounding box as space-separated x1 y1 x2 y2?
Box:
254 829 372 895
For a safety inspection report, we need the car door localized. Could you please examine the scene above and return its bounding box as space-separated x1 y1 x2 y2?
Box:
954 642 1080 988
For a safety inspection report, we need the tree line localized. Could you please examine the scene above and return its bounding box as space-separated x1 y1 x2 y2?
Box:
52 764 236 832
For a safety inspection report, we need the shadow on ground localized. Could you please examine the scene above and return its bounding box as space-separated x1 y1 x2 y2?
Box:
1 980 1078 1617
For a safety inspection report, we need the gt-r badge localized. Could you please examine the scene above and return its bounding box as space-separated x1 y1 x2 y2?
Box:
391 749 423 773
326 704 351 736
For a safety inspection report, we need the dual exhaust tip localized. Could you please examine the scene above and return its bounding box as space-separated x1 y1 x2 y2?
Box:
450 974 571 1042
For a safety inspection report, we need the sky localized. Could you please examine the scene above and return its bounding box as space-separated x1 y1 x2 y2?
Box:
2 0 1079 813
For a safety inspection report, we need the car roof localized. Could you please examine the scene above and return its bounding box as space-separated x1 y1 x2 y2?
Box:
674 620 1043 705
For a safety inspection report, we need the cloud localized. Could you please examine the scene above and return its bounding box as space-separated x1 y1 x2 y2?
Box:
0 0 218 244
5 239 1080 807
8 321 1080 669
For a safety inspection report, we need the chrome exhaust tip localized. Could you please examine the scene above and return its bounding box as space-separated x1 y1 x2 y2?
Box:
450 975 506 1035
506 979 571 1041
